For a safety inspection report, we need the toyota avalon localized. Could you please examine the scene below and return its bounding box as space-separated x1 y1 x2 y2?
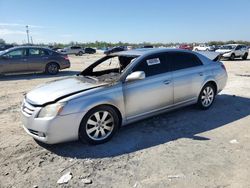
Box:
21 48 227 144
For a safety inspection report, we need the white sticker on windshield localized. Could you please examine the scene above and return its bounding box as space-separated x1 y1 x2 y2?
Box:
146 58 160 66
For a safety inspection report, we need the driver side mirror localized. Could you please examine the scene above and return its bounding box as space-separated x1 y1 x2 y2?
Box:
125 71 145 82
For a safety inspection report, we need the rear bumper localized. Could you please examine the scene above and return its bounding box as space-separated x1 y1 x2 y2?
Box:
60 61 71 70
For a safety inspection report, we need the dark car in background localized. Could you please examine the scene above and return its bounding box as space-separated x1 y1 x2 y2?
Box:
84 47 96 54
0 46 70 75
104 46 126 55
0 44 15 51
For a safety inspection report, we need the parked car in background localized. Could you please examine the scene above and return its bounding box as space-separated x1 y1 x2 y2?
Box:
21 48 227 145
215 44 248 60
0 46 70 75
193 44 213 51
209 45 221 52
142 45 154 48
104 46 126 55
179 44 193 50
59 46 84 56
52 47 63 52
0 44 15 51
84 47 96 54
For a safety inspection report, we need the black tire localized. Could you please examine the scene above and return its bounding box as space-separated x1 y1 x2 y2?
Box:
46 63 59 75
242 53 248 60
79 106 120 145
78 51 83 56
197 83 216 110
230 53 235 60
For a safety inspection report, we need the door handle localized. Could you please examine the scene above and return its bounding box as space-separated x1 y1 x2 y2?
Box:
163 80 171 85
199 72 204 76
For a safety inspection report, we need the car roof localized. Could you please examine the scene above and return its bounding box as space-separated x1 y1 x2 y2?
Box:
111 48 197 56
5 46 52 51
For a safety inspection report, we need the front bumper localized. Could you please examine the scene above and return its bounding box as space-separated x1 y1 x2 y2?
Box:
21 100 84 144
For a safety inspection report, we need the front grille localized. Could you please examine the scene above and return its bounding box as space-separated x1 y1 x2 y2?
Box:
22 100 36 117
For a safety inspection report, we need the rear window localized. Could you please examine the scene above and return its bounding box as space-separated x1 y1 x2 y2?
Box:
168 52 203 71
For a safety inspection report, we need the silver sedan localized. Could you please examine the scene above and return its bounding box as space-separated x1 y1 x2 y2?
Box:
21 49 227 144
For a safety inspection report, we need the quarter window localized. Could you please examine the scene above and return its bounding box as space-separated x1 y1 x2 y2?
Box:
169 52 203 71
133 54 169 77
29 48 48 56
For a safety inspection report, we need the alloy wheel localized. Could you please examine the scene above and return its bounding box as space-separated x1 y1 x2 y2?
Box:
201 86 214 107
86 111 114 141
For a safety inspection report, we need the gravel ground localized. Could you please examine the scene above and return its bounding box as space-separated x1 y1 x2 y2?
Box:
0 54 250 188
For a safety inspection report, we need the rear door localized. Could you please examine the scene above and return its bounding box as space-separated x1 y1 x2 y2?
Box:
1 48 28 73
27 48 49 71
123 53 173 119
168 52 204 104
234 45 242 56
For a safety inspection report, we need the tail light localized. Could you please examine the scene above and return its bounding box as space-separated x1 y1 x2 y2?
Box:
221 63 226 71
63 55 69 60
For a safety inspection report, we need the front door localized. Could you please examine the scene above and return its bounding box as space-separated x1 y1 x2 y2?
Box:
123 53 173 120
1 48 28 73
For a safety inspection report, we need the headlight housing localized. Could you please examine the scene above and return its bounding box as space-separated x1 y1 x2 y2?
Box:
37 102 66 118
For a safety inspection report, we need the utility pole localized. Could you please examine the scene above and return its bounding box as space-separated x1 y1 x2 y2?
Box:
26 25 30 44
30 36 33 44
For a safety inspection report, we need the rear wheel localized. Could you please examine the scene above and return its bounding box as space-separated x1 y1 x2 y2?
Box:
78 51 83 56
230 53 235 60
79 106 119 145
46 63 59 75
197 83 215 110
242 53 248 60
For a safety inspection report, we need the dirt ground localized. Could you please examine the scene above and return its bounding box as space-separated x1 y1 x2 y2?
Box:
1 54 250 188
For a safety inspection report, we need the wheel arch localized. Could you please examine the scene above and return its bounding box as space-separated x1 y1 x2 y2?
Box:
46 61 60 70
202 80 218 94
79 103 123 129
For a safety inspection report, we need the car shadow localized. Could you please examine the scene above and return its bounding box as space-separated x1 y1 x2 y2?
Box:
0 70 80 81
39 94 250 159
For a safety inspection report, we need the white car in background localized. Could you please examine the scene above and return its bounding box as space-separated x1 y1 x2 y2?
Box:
215 44 248 60
59 46 84 56
193 44 212 51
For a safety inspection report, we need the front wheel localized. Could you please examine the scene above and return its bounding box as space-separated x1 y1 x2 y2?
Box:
230 53 235 60
79 106 119 145
197 84 215 110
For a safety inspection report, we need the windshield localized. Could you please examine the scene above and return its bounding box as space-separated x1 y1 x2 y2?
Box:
0 49 9 55
80 55 139 83
220 45 234 50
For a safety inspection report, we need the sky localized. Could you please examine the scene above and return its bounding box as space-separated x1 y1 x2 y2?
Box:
0 0 250 44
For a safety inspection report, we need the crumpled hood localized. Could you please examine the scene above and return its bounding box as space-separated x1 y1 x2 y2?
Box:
215 49 232 54
26 76 106 105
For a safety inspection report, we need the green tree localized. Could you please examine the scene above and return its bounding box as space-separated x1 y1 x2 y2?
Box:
0 38 5 45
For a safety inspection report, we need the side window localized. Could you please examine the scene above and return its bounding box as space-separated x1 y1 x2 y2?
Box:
133 54 168 77
235 45 241 50
169 52 203 71
5 49 26 58
29 49 48 56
